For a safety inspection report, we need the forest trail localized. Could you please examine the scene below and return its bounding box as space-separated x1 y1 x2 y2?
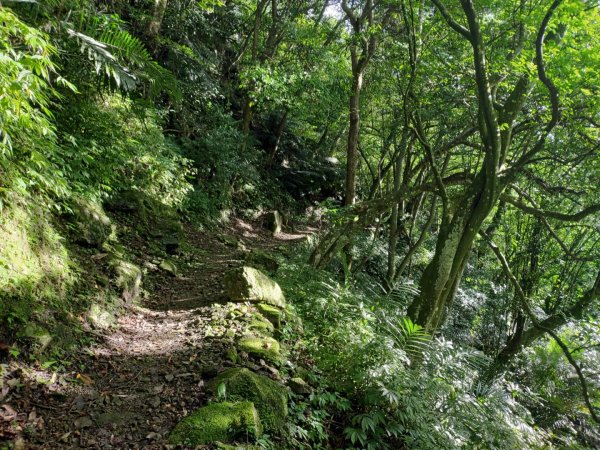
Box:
2 219 313 449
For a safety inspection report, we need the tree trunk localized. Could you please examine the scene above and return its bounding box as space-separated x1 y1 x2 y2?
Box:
407 173 497 333
266 109 288 167
147 0 168 38
345 50 364 206
386 132 407 283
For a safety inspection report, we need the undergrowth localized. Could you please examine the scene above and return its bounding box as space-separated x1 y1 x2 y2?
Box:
275 246 553 449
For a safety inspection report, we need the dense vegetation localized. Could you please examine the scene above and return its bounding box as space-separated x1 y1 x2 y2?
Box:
1 0 599 448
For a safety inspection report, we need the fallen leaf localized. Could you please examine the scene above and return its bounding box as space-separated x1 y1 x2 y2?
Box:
76 373 94 385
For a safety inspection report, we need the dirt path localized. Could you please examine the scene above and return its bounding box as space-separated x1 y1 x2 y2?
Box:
1 219 312 449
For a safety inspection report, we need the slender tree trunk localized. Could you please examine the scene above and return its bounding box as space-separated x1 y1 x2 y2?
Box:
386 132 408 283
345 53 363 206
240 0 269 152
266 109 288 167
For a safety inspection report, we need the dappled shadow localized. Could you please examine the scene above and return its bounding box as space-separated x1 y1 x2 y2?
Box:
1 214 315 448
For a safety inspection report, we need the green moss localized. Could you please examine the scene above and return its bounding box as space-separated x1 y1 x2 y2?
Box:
66 196 114 248
109 258 142 305
256 303 283 329
169 401 262 446
215 442 261 449
224 267 286 307
238 336 282 364
208 368 288 432
0 196 74 329
248 315 275 335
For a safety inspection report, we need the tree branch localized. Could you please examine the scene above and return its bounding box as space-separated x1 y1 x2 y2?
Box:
501 193 600 222
482 231 600 424
430 0 471 39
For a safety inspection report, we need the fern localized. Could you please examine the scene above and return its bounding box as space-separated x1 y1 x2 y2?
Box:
64 13 179 97
379 316 430 359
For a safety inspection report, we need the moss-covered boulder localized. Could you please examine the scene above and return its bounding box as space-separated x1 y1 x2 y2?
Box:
238 336 282 365
256 303 283 330
208 368 288 431
288 377 312 395
66 197 114 248
244 249 279 273
224 267 285 307
248 315 275 335
109 258 142 305
169 401 262 446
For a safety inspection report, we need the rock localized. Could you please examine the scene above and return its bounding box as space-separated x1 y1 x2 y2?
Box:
264 211 283 234
169 401 262 446
159 259 178 276
256 304 283 330
244 249 279 273
237 336 282 365
224 267 285 307
288 378 312 395
220 235 239 247
66 197 114 248
18 323 52 352
110 258 142 305
87 302 116 330
248 316 275 335
207 368 288 432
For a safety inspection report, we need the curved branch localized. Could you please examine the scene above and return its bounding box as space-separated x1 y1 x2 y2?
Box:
430 0 471 39
501 193 600 222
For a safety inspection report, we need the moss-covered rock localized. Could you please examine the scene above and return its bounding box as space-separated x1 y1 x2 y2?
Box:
109 258 142 305
256 303 283 330
224 267 285 307
169 401 262 446
87 301 118 330
238 336 282 365
288 377 312 395
244 249 279 273
208 368 288 432
66 197 114 248
248 316 275 335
